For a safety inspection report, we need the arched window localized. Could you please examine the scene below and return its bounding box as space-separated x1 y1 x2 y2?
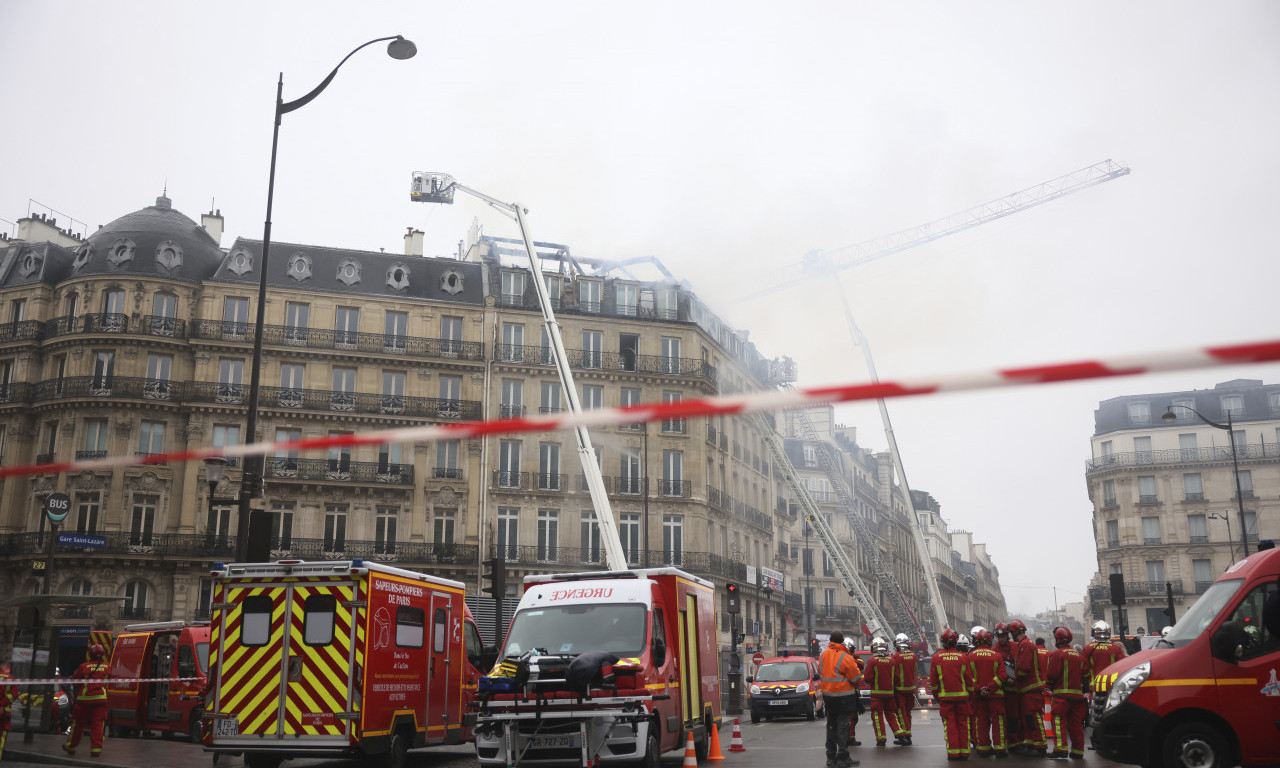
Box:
69 578 92 596
123 580 150 620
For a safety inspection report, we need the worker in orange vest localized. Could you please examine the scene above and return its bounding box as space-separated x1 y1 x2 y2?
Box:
818 631 864 768
64 643 110 758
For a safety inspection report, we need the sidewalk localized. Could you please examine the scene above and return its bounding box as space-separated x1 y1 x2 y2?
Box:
4 731 235 768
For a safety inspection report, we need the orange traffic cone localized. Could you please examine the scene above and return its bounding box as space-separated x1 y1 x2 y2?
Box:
707 721 726 761
683 730 698 768
728 718 747 752
1043 699 1056 750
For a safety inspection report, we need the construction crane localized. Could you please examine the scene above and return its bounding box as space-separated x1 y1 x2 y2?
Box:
748 159 1132 645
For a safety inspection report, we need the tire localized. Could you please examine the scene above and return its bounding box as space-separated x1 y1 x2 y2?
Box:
806 702 817 721
377 728 409 768
244 756 283 768
694 719 711 760
750 710 760 724
188 708 203 742
633 727 661 768
1161 721 1230 768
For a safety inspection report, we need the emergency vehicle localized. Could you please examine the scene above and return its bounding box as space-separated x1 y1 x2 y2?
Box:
747 654 824 722
204 560 486 768
474 568 722 767
106 620 210 739
1090 545 1280 767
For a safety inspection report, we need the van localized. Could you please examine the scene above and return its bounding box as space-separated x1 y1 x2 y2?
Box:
106 620 210 739
747 654 824 722
1090 546 1280 767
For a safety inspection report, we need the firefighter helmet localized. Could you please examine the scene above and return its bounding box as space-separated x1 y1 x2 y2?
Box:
940 628 959 647
1091 620 1112 640
871 637 889 655
957 634 972 651
1161 626 1173 639
973 628 992 646
1053 626 1073 646
894 632 910 649
992 621 1008 637
1008 619 1027 635
87 643 107 660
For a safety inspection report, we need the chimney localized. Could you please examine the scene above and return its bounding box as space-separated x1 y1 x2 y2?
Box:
202 208 224 246
404 227 424 257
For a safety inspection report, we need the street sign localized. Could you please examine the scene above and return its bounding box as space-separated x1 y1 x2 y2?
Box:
32 560 46 571
44 492 71 524
752 652 765 666
58 532 106 549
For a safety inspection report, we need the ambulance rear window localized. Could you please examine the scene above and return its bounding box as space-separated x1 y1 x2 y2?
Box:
396 607 424 648
241 595 273 647
304 594 337 645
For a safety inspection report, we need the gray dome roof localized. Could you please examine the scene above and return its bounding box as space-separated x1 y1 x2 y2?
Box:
69 196 222 282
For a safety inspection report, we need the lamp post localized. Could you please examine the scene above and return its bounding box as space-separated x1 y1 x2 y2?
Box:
1208 512 1235 565
1162 404 1251 559
237 36 417 563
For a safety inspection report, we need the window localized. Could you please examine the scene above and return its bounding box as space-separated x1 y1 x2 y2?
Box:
274 428 300 471
335 306 360 346
662 514 683 566
382 370 406 413
501 379 525 418
619 513 640 564
1183 473 1203 501
303 594 336 645
384 311 408 352
270 501 294 549
91 350 114 392
537 509 559 561
1133 436 1152 462
330 366 356 411
1179 433 1198 460
803 444 818 468
1128 401 1150 424
540 381 562 413
434 509 455 546
661 449 683 496
620 450 641 494
1187 514 1208 544
279 363 305 406
499 440 521 487
1141 516 1161 545
1220 394 1243 419
436 440 460 478
543 273 562 304
377 443 403 479
501 271 526 305
1235 469 1254 499
1138 475 1157 503
218 358 244 402
1102 479 1117 507
1144 561 1165 592
324 504 347 551
660 336 681 374
581 384 603 410
822 551 834 577
433 608 447 654
83 418 109 457
138 421 164 455
620 387 642 430
582 330 603 369
205 498 232 544
10 298 26 324
240 595 272 646
145 353 172 399
76 492 100 534
616 283 637 316
655 286 677 320
581 511 601 563
284 301 310 343
824 589 835 616
1271 391 1280 414
500 322 524 361
1192 559 1214 592
222 297 249 337
579 278 601 313
396 607 425 648
327 434 352 476
1100 440 1114 457
441 315 463 354
213 425 240 466
438 375 461 416
1244 511 1258 542
497 508 519 560
1104 519 1119 548
375 507 398 555
123 579 149 619
539 443 561 490
661 391 684 433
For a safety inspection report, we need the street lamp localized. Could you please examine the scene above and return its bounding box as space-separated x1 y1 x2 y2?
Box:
1162 404 1251 559
1208 512 1235 565
238 36 416 563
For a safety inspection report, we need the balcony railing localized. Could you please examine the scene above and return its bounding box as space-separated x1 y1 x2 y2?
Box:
1189 535 1209 544
1089 580 1183 601
658 479 692 498
32 376 186 403
0 320 46 343
1087 443 1280 471
1143 537 1162 545
118 607 152 621
1184 493 1205 502
1194 580 1214 594
2 531 238 559
265 458 414 485
493 344 717 385
190 320 485 362
433 467 463 479
185 381 480 421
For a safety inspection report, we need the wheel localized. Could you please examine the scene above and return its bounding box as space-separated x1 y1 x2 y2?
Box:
376 728 409 768
188 708 203 742
818 700 827 719
1161 721 1230 768
632 727 661 768
244 755 282 768
750 710 760 724
694 720 711 760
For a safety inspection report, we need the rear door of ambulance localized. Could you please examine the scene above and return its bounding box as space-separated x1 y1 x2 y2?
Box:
212 573 360 749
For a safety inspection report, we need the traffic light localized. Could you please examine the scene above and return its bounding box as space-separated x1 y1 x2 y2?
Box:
726 582 740 614
736 631 745 644
482 557 507 600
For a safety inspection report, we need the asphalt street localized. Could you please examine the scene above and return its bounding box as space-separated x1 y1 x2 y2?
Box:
2 710 1131 768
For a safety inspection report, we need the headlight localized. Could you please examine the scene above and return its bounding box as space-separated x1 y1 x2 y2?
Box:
796 682 809 694
750 685 761 695
917 687 927 695
1104 661 1150 712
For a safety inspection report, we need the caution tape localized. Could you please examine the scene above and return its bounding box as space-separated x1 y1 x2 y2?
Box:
0 336 1275 481
2 676 201 687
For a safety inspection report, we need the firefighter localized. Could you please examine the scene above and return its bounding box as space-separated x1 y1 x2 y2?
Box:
967 628 1007 758
1082 620 1127 689
0 661 15 762
64 643 110 758
1010 619 1047 755
818 630 863 768
864 637 907 746
931 628 973 761
1046 627 1085 759
843 639 867 748
992 622 1022 750
956 634 975 749
890 633 917 742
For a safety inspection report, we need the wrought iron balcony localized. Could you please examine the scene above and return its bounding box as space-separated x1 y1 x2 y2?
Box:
1086 443 1280 471
658 479 692 498
433 467 463 479
493 344 717 385
184 381 480 421
264 458 414 485
0 320 45 343
265 538 477 565
32 376 185 403
1089 580 1183 601
660 418 686 434
1184 493 1205 502
118 607 152 620
491 471 572 492
190 320 485 362
499 404 526 418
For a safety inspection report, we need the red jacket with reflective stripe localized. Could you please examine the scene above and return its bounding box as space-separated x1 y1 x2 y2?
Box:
1014 637 1044 693
863 653 897 697
72 660 110 702
1082 640 1126 682
930 649 972 700
891 649 917 692
1046 646 1084 700
967 647 1006 697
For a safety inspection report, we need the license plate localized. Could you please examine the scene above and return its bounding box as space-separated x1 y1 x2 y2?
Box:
529 733 580 748
768 699 790 706
214 718 239 737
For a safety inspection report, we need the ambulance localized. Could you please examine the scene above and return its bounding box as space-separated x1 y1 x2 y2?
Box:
1090 545 1280 767
474 567 722 767
106 620 210 739
203 560 486 768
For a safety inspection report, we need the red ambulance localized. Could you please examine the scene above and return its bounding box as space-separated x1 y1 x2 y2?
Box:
106 620 210 739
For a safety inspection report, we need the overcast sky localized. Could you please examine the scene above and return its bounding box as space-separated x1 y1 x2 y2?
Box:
4 1 1278 616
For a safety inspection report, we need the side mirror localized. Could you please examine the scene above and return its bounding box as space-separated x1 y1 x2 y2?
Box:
1210 621 1247 662
746 675 754 683
651 637 667 667
481 644 499 671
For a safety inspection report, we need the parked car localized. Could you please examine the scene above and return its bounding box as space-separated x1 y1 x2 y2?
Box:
748 654 825 723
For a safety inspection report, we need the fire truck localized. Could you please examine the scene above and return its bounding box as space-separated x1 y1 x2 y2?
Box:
474 568 721 767
1090 545 1280 767
106 620 210 739
203 559 486 768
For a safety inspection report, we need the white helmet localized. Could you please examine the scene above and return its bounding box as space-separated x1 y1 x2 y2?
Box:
957 634 971 650
894 633 910 648
970 626 985 638
1092 620 1112 640
871 637 889 655
1160 626 1173 638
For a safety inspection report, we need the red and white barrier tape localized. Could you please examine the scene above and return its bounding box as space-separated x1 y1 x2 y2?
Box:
2 676 201 687
0 337 1276 480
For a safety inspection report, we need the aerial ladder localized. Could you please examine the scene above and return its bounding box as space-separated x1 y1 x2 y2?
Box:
411 172 628 570
748 159 1132 645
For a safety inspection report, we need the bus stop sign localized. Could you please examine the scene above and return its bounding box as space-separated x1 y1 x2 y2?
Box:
44 492 70 524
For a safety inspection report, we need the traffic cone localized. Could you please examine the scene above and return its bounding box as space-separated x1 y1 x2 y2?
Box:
728 718 747 752
707 722 726 761
1043 699 1056 750
683 730 698 768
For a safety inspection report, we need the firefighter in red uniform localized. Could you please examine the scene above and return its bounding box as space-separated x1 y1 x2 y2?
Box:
864 637 906 747
967 628 1008 758
64 643 110 758
1082 620 1127 688
992 622 1022 750
0 661 15 762
1010 619 1047 755
931 628 973 761
891 633 917 743
1046 627 1086 759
